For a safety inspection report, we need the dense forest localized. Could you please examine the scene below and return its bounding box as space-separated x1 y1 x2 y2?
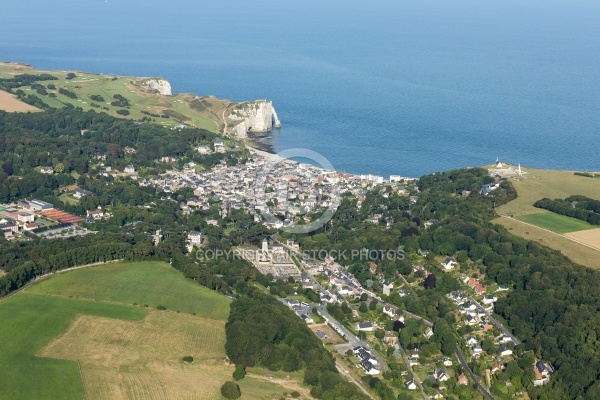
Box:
534 195 600 225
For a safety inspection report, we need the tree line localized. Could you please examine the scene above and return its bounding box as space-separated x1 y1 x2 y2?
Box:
534 195 600 225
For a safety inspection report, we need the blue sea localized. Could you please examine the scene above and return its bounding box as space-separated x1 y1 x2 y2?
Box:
1 0 599 177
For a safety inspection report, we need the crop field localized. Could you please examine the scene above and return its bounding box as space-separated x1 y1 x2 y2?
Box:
28 261 231 320
517 211 595 234
497 216 600 269
565 228 600 250
39 311 230 400
0 88 40 112
0 293 147 400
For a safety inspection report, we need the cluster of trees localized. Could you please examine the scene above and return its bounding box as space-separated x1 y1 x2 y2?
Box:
90 94 105 102
110 94 130 107
0 73 58 91
225 290 367 399
0 234 131 296
58 88 77 99
534 195 600 225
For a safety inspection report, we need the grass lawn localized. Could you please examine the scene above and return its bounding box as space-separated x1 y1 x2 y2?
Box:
495 167 600 217
0 293 147 400
517 211 595 234
58 193 79 205
28 261 231 320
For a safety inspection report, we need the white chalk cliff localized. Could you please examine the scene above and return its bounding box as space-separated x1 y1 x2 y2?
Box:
142 78 172 96
229 100 281 138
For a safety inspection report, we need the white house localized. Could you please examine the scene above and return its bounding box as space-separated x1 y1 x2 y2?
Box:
498 346 513 357
214 142 225 153
482 294 498 305
356 321 375 332
382 305 395 318
73 188 93 199
434 368 450 382
424 327 434 340
300 314 314 324
405 379 417 390
361 362 380 375
410 348 420 359
466 336 478 346
17 213 35 223
442 257 457 271
499 335 514 344
187 231 202 246
197 145 212 154
382 280 394 296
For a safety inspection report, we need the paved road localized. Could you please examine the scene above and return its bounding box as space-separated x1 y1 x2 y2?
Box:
396 343 430 400
467 295 520 345
455 347 495 400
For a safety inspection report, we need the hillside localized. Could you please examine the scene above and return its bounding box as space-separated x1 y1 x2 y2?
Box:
0 262 307 400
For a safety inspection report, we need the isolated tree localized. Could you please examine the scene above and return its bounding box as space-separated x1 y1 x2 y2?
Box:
359 301 368 313
482 337 495 354
360 292 368 302
369 299 378 311
424 274 437 289
232 365 246 381
220 381 241 399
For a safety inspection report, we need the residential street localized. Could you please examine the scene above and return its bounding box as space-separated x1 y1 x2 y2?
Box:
455 347 495 400
466 295 520 345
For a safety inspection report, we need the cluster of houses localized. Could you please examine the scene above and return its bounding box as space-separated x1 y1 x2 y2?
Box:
138 152 403 231
0 200 54 238
280 298 315 324
353 346 380 375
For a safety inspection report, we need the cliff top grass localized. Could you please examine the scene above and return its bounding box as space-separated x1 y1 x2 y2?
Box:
494 167 600 217
0 61 238 133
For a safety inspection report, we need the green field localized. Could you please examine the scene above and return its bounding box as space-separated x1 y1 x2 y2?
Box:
0 261 232 400
0 293 147 400
28 261 231 320
517 211 595 234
